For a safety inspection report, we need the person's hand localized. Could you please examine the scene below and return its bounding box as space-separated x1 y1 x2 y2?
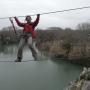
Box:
9 17 13 23
9 17 12 20
13 16 17 19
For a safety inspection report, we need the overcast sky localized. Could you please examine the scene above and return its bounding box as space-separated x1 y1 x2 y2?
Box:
0 0 90 29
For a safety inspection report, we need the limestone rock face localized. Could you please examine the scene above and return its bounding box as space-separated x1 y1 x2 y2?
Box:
82 81 90 90
65 68 90 90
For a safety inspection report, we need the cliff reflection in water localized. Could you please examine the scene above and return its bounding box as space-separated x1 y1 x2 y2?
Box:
0 44 17 55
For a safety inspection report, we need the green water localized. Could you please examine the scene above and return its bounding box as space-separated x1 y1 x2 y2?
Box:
0 45 82 90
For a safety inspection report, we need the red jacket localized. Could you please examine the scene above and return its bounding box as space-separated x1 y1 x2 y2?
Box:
14 15 40 38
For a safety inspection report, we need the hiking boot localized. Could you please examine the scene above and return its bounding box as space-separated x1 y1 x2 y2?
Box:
15 57 22 62
33 54 38 60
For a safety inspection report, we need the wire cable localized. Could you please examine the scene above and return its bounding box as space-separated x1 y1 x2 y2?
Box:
0 60 40 62
0 6 90 19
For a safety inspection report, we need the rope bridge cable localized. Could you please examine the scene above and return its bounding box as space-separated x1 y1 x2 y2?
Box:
0 60 41 62
0 6 90 19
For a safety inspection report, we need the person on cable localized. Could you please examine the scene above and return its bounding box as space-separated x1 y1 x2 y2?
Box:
14 14 40 62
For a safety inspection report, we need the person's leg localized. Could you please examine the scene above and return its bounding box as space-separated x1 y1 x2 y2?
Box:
27 37 37 60
15 38 26 62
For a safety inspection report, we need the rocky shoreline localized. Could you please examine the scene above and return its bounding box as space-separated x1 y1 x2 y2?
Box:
65 67 90 90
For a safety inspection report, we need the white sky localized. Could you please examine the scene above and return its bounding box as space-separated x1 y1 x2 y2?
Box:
0 0 90 29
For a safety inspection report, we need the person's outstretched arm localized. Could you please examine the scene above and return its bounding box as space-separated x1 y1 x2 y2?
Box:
14 17 24 27
33 14 40 28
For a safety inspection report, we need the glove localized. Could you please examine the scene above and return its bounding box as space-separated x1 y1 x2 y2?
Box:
13 16 17 19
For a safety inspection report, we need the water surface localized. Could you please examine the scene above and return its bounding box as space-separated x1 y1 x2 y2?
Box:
0 45 82 90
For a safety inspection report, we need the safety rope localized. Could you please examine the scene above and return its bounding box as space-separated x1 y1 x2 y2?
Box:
9 17 17 35
0 6 90 19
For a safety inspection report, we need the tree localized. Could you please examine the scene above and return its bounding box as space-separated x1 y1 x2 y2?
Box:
62 42 72 57
77 22 90 30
